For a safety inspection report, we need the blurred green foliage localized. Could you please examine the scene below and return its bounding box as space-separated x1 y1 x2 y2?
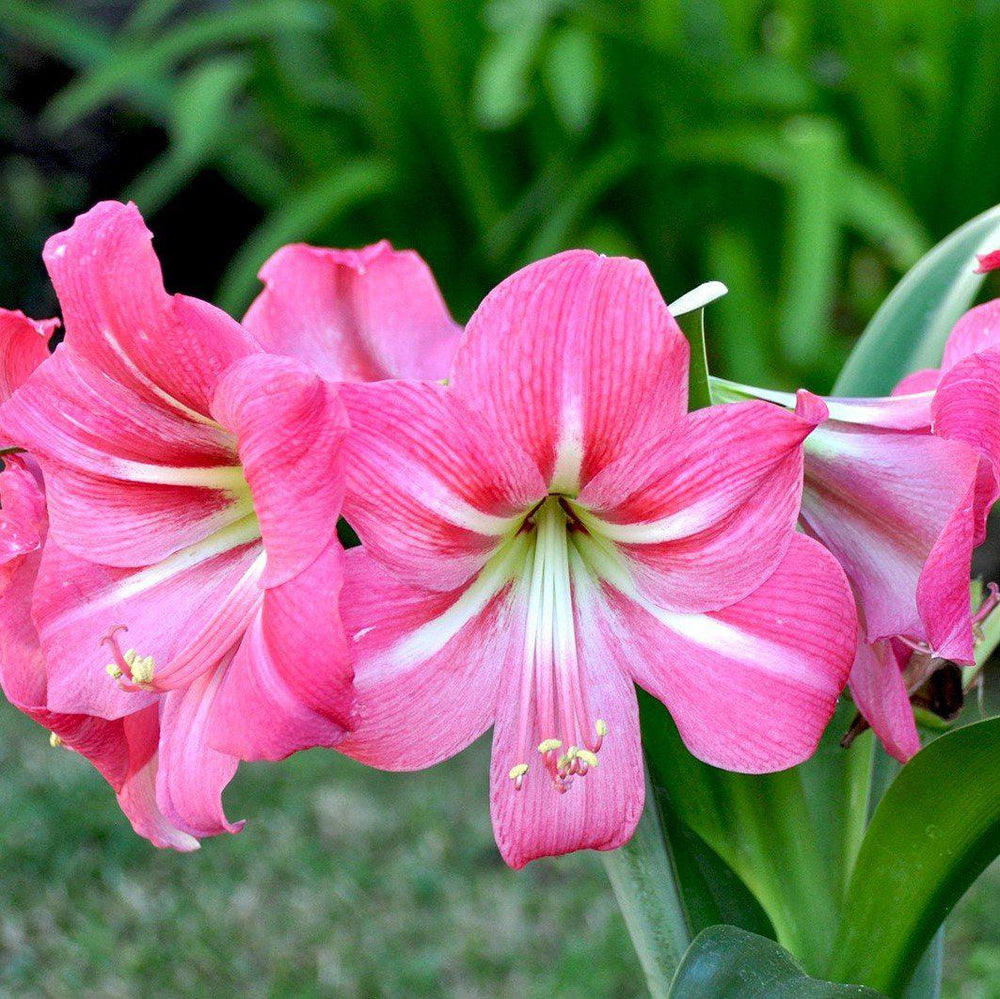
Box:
3 0 1000 390
1 699 996 996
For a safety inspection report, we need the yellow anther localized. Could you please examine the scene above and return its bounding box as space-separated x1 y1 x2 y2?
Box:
576 749 599 768
124 650 155 686
49 732 64 749
537 738 562 754
595 719 607 737
106 662 123 680
509 763 529 781
556 746 579 771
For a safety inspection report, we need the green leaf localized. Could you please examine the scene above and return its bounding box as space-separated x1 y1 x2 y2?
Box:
828 717 1000 995
834 204 1000 395
669 926 884 997
43 0 329 131
127 58 252 213
472 19 546 130
543 25 602 134
776 117 846 374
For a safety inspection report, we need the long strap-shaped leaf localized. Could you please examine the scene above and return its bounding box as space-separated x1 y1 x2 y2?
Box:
669 926 884 998
828 718 1000 996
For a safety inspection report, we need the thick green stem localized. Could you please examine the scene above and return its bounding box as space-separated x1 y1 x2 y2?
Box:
602 773 692 997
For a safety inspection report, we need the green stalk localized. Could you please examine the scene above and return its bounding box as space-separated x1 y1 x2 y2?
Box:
602 771 692 997
722 771 841 974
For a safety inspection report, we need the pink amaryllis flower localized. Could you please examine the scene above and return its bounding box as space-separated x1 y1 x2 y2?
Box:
710 293 1000 761
0 308 195 847
0 202 355 844
243 239 462 382
331 250 857 868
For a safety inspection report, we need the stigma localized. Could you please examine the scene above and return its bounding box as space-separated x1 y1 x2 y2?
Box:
508 499 608 794
102 625 157 691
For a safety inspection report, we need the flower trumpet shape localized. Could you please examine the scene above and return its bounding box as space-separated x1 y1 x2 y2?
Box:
0 308 196 846
0 203 356 844
711 292 1000 761
333 250 857 868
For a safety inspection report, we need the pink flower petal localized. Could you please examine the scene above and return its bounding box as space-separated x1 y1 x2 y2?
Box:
244 241 462 382
209 539 354 761
0 348 248 568
340 380 546 590
0 456 45 576
892 369 940 396
933 349 1000 545
800 422 978 659
579 399 818 612
43 200 256 417
0 465 198 849
941 300 1000 374
450 250 689 492
848 636 921 764
33 531 264 718
0 309 56 404
212 354 349 587
335 547 509 770
619 534 855 772
116 741 201 852
156 664 243 839
975 249 1000 273
489 560 644 869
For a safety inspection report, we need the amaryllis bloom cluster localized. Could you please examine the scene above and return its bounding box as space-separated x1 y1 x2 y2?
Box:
0 203 355 844
714 289 1000 762
13 198 964 871
327 250 857 867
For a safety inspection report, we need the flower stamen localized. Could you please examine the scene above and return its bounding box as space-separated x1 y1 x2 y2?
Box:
102 625 156 691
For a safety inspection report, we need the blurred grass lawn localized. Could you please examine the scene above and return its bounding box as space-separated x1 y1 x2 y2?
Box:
1 699 996 997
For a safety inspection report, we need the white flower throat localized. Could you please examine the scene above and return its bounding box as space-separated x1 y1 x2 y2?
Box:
509 497 606 794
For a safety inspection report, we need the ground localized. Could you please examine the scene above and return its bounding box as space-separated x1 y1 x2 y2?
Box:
0 701 995 997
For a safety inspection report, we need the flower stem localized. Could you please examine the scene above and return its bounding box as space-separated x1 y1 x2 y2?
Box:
602 771 691 997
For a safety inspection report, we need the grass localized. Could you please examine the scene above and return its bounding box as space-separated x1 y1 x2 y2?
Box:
1 700 996 996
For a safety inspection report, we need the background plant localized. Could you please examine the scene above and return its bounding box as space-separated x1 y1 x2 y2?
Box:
1 1 999 995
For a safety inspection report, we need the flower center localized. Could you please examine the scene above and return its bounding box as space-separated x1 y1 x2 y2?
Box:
508 498 607 794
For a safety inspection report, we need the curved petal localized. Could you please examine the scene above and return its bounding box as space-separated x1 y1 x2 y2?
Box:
211 354 348 587
244 241 462 382
450 250 689 492
489 552 644 869
579 399 817 612
849 637 921 765
34 529 264 718
941 299 1000 374
933 349 1000 543
976 250 1000 273
0 348 248 568
892 370 940 397
43 200 256 417
334 546 515 770
0 309 56 404
340 380 545 590
117 748 201 852
156 663 243 839
800 421 979 658
608 534 855 772
209 539 354 761
0 456 45 576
